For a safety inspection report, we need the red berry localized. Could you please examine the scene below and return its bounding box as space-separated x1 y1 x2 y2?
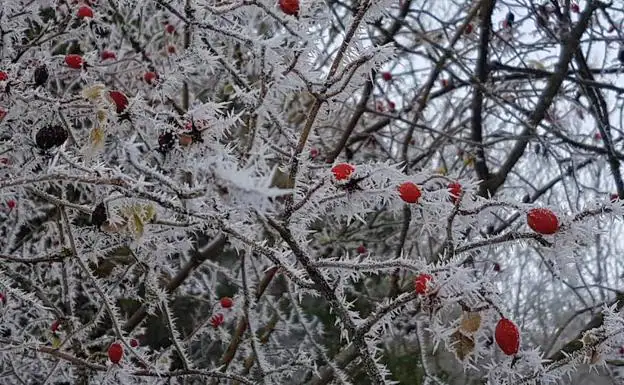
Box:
0 293 6 305
0 71 7 81
220 297 233 309
0 109 6 121
398 182 421 204
165 24 175 34
495 318 520 356
108 91 129 113
143 71 158 85
619 346 624 355
77 5 94 18
611 193 620 202
493 263 501 272
130 338 139 348
51 320 61 333
594 132 602 140
108 342 123 364
331 163 355 181
527 208 559 235
381 72 392 81
356 245 367 254
448 182 462 203
279 0 299 15
465 24 473 34
65 54 84 69
570 3 579 13
101 50 116 60
7 200 16 209
414 273 432 295
388 101 396 111
210 313 225 328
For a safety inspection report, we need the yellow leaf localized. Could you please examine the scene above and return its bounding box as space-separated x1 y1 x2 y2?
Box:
82 84 106 102
96 109 108 124
90 127 105 149
450 330 475 361
459 311 481 334
131 212 144 237
51 335 62 349
143 204 156 223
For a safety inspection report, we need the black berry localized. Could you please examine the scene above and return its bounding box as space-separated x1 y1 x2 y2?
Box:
158 131 175 153
34 65 49 87
505 12 514 27
91 203 107 227
35 125 68 150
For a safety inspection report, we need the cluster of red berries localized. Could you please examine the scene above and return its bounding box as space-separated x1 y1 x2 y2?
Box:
330 163 464 205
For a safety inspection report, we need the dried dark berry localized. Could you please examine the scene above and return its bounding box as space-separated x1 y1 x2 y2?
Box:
158 131 176 153
91 203 107 227
35 125 68 150
34 65 49 87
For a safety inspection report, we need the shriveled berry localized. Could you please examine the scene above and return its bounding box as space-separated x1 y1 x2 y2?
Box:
130 338 139 348
210 313 225 328
91 203 107 227
398 182 421 204
331 163 355 181
495 318 520 356
108 342 123 364
414 273 432 295
167 45 176 54
220 297 233 309
356 245 367 254
381 72 392 81
34 65 49 87
0 72 7 81
101 50 116 60
35 125 68 150
165 24 175 34
493 263 501 272
0 293 6 305
158 131 176 153
310 148 320 159
527 208 559 235
465 24 473 34
570 3 579 13
611 193 620 202
448 182 462 203
51 320 62 333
